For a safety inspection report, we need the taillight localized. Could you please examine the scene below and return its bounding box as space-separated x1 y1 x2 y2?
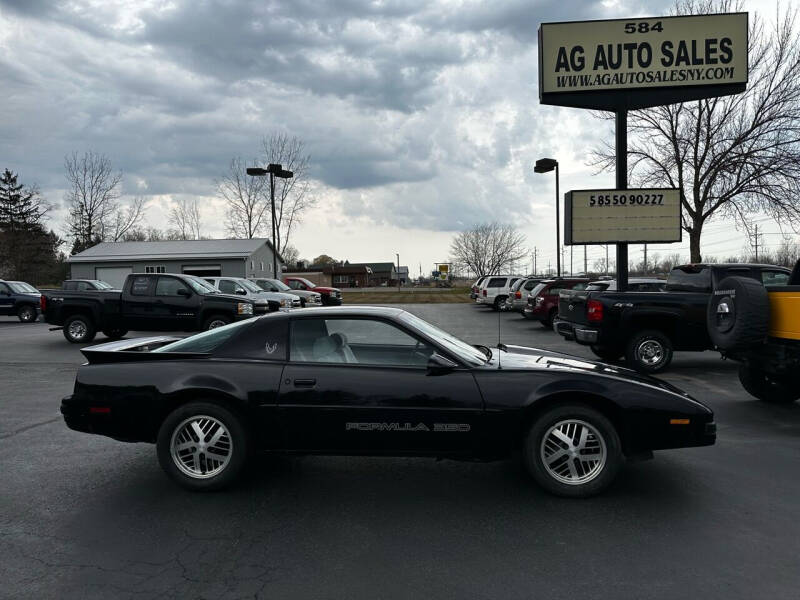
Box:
483 289 487 296
40 295 46 311
515 291 521 299
587 299 604 322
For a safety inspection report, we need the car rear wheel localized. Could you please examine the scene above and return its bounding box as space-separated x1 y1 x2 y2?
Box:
102 328 128 340
524 404 622 497
541 308 557 328
157 401 249 491
63 314 96 344
17 305 37 323
625 330 673 374
738 364 799 403
203 315 231 330
493 296 506 311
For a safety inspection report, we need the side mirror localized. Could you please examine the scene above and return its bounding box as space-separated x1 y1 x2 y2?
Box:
427 353 457 372
176 288 191 298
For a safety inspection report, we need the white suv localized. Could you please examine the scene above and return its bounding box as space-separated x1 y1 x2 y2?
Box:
476 275 521 310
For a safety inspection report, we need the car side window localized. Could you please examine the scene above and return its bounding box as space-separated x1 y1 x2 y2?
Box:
130 276 153 296
290 318 433 367
571 283 587 291
524 280 537 291
76 282 90 291
0 282 9 294
487 277 506 288
63 281 76 291
547 287 561 296
155 277 189 297
762 271 790 287
218 280 236 294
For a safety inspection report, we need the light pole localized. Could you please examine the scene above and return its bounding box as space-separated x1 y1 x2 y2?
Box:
246 164 294 278
534 158 560 277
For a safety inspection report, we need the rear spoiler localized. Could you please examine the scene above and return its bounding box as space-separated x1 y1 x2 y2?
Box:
80 336 205 364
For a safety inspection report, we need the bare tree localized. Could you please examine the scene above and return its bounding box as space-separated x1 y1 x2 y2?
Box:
450 223 527 277
259 133 314 253
281 244 300 266
109 196 147 242
169 197 202 240
64 151 123 247
590 1 800 262
218 157 269 239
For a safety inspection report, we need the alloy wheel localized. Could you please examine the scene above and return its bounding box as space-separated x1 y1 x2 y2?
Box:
170 415 233 479
19 307 35 322
68 319 87 340
540 419 607 485
208 319 227 330
636 339 665 366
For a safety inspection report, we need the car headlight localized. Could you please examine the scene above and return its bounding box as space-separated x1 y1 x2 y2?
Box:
237 302 253 315
280 299 288 307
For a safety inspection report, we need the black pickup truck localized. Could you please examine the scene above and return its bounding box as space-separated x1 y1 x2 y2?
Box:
42 273 256 343
555 263 791 373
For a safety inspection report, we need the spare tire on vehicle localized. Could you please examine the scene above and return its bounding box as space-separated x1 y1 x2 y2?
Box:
707 276 769 352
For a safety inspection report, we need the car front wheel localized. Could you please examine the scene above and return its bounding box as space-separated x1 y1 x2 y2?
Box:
203 315 231 330
157 401 249 491
524 404 622 497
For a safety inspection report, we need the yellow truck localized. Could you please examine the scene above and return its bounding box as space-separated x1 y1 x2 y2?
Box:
708 260 800 403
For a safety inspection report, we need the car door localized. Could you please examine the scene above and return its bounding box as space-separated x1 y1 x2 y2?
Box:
277 316 484 455
152 276 201 330
0 282 12 315
121 275 158 330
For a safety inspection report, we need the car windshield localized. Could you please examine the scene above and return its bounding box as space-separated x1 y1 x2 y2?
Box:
93 280 114 289
8 282 38 293
267 278 291 291
398 311 487 367
239 279 263 293
586 282 610 291
530 283 547 297
184 276 218 295
152 319 253 353
295 277 315 288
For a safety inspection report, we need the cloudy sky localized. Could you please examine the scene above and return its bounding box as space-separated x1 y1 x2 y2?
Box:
0 0 785 276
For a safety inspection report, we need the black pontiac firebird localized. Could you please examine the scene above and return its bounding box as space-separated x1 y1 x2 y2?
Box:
61 307 715 497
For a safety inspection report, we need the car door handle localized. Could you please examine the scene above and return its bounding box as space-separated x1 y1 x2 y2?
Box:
293 378 316 388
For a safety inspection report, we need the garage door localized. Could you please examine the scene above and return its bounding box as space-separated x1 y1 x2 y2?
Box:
182 265 222 277
95 266 133 289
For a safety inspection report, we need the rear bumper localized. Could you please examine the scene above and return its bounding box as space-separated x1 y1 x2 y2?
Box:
61 394 145 442
554 319 599 344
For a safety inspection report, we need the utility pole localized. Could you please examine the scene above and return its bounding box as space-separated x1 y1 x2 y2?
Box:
643 244 648 274
584 245 588 275
561 248 566 276
547 260 551 275
532 247 538 275
752 225 761 261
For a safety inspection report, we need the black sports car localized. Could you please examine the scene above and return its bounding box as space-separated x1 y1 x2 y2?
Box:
61 307 716 497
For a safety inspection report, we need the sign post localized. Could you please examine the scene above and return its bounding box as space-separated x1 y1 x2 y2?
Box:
538 12 748 291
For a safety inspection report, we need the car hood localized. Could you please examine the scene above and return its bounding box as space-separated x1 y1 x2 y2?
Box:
311 286 340 293
493 344 695 399
259 291 299 301
206 293 254 303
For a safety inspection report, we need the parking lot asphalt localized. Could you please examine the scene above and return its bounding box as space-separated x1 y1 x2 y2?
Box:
2 304 800 599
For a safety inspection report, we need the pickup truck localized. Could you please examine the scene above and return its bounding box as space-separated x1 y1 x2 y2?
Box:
708 260 800 403
42 273 256 343
555 263 791 373
0 279 41 322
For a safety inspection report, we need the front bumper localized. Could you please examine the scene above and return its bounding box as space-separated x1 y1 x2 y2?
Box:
322 295 342 306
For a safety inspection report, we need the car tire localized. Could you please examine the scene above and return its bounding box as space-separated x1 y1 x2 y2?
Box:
707 276 770 352
625 330 673 374
203 315 231 330
300 298 306 308
738 364 799 403
157 401 249 491
590 345 623 361
524 404 623 498
62 314 97 344
493 296 506 311
541 308 557 328
102 328 128 340
17 305 37 323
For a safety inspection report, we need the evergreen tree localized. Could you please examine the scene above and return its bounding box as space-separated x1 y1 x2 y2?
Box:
0 169 46 231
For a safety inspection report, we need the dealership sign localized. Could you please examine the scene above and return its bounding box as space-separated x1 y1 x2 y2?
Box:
539 13 748 110
564 189 681 245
